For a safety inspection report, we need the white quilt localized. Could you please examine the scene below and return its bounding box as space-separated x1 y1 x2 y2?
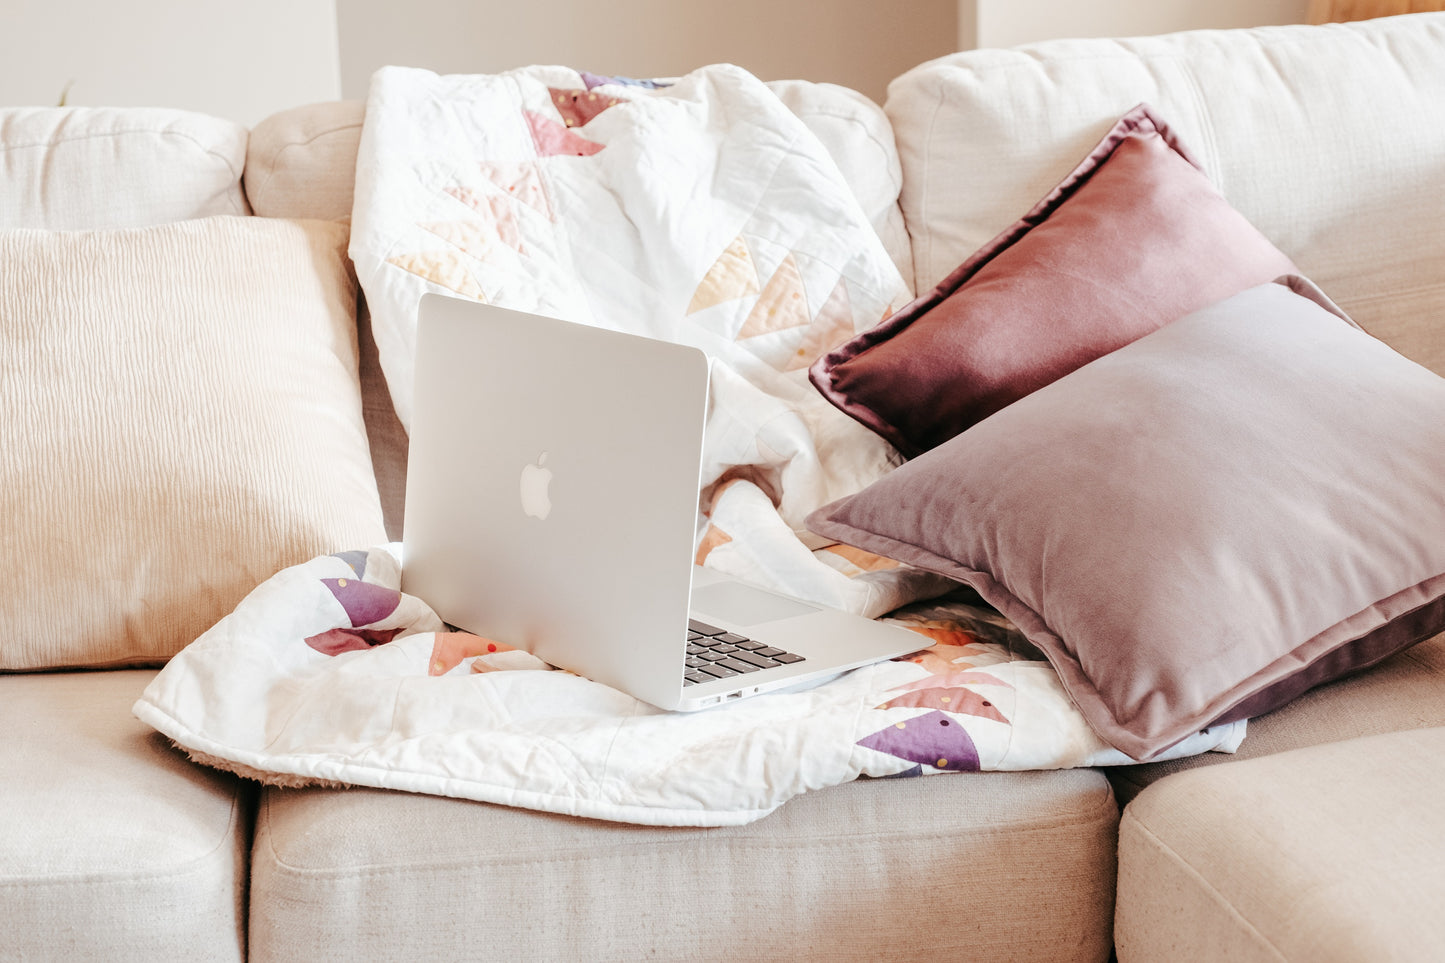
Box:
134 545 1244 826
134 64 1246 826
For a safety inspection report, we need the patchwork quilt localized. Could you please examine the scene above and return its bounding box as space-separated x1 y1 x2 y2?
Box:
134 64 1247 825
134 545 1244 826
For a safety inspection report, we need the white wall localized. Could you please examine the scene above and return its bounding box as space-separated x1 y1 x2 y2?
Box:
0 1 1319 126
967 0 1311 48
0 0 341 126
336 0 958 107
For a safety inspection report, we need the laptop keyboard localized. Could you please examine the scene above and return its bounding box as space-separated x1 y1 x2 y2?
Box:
683 618 805 686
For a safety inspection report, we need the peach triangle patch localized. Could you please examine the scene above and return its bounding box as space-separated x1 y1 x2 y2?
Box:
420 219 496 260
688 236 761 315
441 188 524 253
387 249 485 300
695 524 733 566
823 542 901 572
478 162 555 220
786 276 855 370
524 110 605 157
738 253 809 340
429 632 516 676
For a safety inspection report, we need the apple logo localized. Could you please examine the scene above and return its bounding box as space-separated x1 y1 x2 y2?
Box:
519 451 553 520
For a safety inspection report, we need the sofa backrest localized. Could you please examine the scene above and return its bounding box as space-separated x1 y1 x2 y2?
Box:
887 12 1445 375
0 107 249 229
245 101 365 222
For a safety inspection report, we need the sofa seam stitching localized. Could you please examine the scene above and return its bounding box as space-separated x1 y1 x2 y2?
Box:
257 786 1120 880
0 788 244 889
1120 808 1289 962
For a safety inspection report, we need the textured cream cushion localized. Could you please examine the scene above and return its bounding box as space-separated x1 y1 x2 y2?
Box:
1117 727 1445 962
0 670 247 961
0 107 249 229
887 14 1445 374
251 770 1118 962
244 101 365 222
0 216 386 669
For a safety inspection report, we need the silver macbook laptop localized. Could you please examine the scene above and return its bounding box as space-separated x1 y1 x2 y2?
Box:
401 294 930 710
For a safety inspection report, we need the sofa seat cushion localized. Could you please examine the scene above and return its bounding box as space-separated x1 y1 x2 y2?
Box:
1107 629 1445 806
1116 726 1445 962
0 670 249 962
250 770 1118 962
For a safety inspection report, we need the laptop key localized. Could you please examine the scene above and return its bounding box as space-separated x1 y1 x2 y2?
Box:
718 658 760 674
684 671 711 685
732 639 766 651
731 651 780 669
698 663 740 678
685 656 707 668
700 651 730 661
710 644 738 654
687 631 705 641
689 619 727 636
715 632 748 645
753 647 786 658
771 652 805 664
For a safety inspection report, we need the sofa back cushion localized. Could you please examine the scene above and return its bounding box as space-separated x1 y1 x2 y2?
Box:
887 13 1445 374
0 216 387 670
0 107 249 229
245 101 366 222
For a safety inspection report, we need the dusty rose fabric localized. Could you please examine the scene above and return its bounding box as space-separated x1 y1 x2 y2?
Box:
810 104 1298 458
807 279 1445 760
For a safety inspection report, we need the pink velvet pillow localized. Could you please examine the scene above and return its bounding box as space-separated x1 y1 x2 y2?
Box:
810 104 1298 457
807 279 1445 760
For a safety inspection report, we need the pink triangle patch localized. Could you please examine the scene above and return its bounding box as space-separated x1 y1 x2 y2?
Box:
441 188 525 253
478 162 555 220
524 110 605 157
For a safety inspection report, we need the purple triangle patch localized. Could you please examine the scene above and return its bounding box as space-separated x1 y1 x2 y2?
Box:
322 578 401 627
331 550 368 579
857 710 980 772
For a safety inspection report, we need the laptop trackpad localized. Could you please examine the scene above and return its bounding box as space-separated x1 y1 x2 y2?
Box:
692 581 819 626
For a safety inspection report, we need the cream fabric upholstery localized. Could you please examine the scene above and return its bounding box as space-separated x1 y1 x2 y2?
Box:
886 13 1445 375
1117 726 1445 962
244 100 366 222
0 107 249 228
251 770 1118 962
243 103 410 535
0 670 248 962
1108 631 1445 806
0 217 387 668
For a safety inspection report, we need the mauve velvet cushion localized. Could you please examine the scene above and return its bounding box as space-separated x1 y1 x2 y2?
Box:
806 279 1445 760
810 103 1298 458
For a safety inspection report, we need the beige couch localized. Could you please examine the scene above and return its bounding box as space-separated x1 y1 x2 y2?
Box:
3 14 1443 961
